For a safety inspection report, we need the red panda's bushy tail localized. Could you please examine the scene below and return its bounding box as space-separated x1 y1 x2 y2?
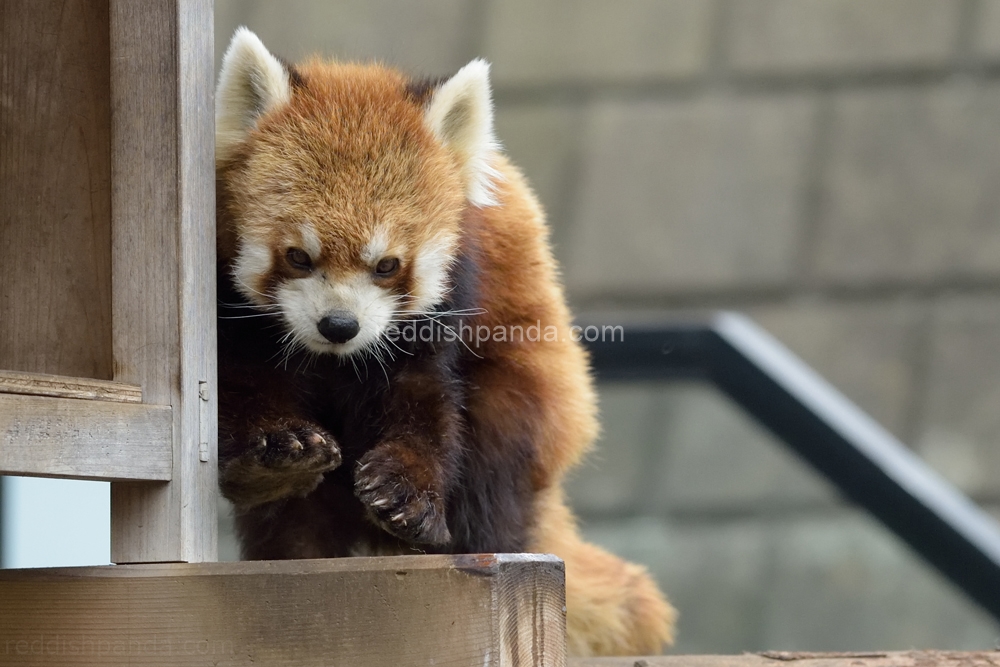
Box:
529 486 677 657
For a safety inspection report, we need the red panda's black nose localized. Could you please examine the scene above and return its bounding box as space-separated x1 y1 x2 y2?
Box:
318 311 360 344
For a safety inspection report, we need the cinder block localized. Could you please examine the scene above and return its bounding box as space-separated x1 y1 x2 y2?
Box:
974 0 1000 59
751 300 926 438
565 384 664 517
494 103 581 242
915 297 1000 497
813 84 1000 284
763 513 1000 649
650 381 840 514
214 0 475 75
483 0 715 85
579 517 774 654
582 512 1000 651
727 0 961 73
564 94 815 296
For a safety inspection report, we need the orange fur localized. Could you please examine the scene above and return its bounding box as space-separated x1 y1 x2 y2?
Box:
216 36 676 656
478 159 678 656
218 61 465 294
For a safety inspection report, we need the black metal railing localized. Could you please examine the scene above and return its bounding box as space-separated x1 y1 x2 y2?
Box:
583 312 1000 622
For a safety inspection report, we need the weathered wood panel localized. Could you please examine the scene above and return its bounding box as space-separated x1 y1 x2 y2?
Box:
0 0 113 379
109 0 217 563
569 652 1000 667
0 394 171 480
0 554 566 667
0 370 141 403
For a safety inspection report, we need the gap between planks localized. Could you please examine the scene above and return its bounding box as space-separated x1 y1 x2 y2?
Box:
0 369 142 403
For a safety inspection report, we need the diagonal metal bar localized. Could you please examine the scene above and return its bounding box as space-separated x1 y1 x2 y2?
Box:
583 312 1000 622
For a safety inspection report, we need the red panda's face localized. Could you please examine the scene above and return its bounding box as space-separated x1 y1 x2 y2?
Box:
221 85 465 357
215 31 498 358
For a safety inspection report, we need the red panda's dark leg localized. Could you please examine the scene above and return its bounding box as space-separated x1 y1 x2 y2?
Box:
353 354 464 546
439 357 543 553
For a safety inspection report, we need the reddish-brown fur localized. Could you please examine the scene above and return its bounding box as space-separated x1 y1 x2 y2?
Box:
216 56 675 656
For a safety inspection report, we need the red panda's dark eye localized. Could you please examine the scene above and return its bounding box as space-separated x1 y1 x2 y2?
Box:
286 247 312 270
374 257 400 277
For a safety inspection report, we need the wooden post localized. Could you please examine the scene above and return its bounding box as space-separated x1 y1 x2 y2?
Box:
0 554 566 667
108 0 217 563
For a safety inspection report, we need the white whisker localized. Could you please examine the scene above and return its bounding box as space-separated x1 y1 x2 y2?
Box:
234 276 273 300
218 312 279 320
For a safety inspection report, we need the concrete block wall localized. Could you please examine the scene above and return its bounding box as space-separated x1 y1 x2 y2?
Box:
214 0 1000 652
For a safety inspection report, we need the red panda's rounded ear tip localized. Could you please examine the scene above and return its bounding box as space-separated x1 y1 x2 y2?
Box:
226 27 264 56
459 58 492 80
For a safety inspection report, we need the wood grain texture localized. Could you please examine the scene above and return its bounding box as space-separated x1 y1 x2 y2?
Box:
175 0 220 566
109 0 217 563
568 652 1000 667
0 554 566 667
0 394 171 480
0 370 141 403
0 0 114 379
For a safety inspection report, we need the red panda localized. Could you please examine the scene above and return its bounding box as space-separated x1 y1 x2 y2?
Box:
214 27 676 656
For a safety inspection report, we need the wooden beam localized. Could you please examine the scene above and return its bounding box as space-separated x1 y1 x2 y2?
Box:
0 370 141 404
109 0 217 563
0 554 566 667
0 394 171 481
569 652 1000 667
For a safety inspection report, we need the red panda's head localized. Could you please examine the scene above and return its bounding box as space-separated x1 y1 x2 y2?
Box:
215 28 499 357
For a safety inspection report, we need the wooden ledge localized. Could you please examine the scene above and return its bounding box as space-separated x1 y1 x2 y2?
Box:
0 370 142 403
0 554 566 666
0 393 171 481
570 651 1000 667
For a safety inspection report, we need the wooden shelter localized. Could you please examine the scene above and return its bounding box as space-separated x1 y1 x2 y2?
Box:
0 1 564 664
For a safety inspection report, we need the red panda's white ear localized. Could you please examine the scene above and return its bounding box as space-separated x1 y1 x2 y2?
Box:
424 59 502 207
216 27 292 163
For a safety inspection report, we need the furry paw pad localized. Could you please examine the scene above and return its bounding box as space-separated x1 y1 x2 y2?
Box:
219 422 341 509
354 446 451 546
252 423 342 473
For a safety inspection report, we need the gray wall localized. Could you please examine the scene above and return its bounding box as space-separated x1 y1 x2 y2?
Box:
215 0 1000 652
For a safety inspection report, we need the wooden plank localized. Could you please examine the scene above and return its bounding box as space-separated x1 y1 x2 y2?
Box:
0 394 171 481
109 0 217 563
175 0 220 564
0 554 566 667
0 370 141 404
0 0 114 380
569 652 1000 667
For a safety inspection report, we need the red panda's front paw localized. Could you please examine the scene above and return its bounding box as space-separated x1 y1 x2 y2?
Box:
252 423 342 472
354 444 451 546
219 422 341 509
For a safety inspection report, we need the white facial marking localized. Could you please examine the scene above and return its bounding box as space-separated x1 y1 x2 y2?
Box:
276 273 398 357
299 223 322 260
232 236 273 303
361 227 390 266
409 234 457 313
